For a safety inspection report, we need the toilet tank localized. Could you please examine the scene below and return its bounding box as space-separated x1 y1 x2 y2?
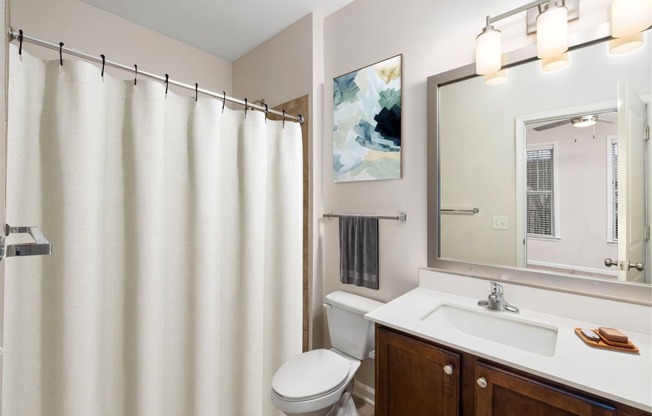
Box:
324 291 384 360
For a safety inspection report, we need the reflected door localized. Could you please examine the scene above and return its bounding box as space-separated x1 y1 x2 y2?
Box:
617 79 648 282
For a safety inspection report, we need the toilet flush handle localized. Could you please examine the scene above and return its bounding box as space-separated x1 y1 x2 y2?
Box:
323 303 332 310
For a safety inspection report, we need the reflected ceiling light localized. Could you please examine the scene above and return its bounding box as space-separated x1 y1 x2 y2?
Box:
484 69 509 85
541 52 569 72
537 1 569 59
476 19 502 75
475 0 576 80
571 115 597 128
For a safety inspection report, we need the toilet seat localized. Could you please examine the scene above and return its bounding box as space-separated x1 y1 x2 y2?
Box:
272 349 352 401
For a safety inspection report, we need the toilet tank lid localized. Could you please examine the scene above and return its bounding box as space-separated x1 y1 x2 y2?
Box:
324 291 384 315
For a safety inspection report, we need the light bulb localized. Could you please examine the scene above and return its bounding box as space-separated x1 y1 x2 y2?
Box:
537 4 569 59
611 0 652 38
476 26 502 75
541 53 569 72
609 32 645 54
484 69 508 85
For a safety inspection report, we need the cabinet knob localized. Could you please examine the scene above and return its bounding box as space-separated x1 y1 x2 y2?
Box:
443 365 453 375
477 377 488 388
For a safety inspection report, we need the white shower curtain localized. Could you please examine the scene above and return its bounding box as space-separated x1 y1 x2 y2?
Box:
4 44 302 416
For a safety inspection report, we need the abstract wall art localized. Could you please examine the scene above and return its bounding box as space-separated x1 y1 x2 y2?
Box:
332 55 402 182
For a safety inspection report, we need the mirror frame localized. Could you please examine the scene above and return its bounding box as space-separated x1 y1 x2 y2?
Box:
427 27 652 306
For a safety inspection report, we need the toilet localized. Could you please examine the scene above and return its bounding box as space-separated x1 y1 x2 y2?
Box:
271 291 383 416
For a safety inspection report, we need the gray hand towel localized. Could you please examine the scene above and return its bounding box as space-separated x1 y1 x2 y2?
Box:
339 215 379 290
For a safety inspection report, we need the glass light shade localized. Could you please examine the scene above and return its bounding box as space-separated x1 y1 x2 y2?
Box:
476 27 502 75
611 0 652 38
571 115 597 128
541 53 569 72
484 69 508 85
609 32 645 54
537 5 569 59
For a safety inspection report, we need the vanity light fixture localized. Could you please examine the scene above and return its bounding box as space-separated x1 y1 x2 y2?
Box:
609 0 651 54
476 18 502 75
541 52 569 72
571 115 597 128
475 0 576 77
536 1 569 59
484 68 509 85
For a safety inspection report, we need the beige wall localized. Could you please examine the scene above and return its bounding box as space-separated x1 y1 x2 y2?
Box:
233 14 312 108
9 0 232 94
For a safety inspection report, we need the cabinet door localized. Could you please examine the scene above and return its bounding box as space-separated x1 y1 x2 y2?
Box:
475 362 615 416
376 326 460 416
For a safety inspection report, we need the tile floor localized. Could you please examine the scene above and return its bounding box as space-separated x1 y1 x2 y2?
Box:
353 395 374 416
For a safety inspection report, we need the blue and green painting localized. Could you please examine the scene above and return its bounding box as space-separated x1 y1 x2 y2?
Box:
333 55 401 182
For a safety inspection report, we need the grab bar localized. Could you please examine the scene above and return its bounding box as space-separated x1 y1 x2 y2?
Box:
0 224 53 261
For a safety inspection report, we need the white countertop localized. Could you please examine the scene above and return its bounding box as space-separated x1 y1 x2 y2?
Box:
365 286 652 412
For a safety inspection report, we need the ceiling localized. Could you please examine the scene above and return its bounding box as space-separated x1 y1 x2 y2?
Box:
82 0 355 62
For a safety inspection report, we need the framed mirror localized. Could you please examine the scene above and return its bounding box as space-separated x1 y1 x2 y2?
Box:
427 29 651 305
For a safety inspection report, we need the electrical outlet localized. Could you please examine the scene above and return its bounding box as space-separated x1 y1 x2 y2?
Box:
493 216 508 230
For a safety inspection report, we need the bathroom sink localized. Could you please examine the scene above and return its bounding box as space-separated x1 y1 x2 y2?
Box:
421 303 558 356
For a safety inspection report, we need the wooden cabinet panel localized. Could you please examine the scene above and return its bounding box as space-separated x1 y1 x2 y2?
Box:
376 326 460 416
475 362 615 416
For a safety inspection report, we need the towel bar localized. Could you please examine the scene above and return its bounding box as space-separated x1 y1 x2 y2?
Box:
323 212 407 222
440 208 479 215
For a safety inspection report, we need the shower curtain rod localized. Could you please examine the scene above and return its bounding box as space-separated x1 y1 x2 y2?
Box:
8 27 304 124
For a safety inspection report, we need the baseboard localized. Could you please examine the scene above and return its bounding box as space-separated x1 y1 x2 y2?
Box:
353 380 374 406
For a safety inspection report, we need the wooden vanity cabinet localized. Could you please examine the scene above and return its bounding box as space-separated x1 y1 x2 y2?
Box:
375 325 460 415
475 362 615 416
376 325 651 416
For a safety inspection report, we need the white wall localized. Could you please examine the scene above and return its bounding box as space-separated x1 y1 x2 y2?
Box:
10 0 232 94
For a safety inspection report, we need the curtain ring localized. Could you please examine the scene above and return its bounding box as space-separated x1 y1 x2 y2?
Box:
264 104 269 123
164 74 169 95
100 54 106 78
282 110 286 129
133 64 138 85
195 83 198 102
59 42 64 66
18 29 23 56
244 98 248 118
222 91 226 113
298 114 304 124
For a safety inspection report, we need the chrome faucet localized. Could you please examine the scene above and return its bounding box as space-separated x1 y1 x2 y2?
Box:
478 281 519 313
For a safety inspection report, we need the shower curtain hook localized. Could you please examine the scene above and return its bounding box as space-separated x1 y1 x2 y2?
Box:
18 29 23 56
59 42 64 66
222 91 226 113
299 114 304 124
100 54 106 78
195 83 198 102
264 104 269 123
282 110 286 128
133 64 138 86
244 98 248 118
164 74 169 95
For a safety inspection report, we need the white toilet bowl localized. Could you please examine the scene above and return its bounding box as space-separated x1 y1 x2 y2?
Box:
271 349 361 416
271 291 383 416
